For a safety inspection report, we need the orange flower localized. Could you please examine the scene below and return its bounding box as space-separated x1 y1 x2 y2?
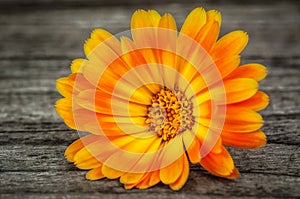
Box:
55 7 269 190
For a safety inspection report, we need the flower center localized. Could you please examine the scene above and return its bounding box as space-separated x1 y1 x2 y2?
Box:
146 87 194 141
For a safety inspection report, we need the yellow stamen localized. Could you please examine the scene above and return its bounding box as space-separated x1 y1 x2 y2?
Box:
146 88 194 141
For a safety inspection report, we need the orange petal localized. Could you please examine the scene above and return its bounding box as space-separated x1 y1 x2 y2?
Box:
199 107 264 133
210 30 248 59
218 78 258 104
192 10 221 52
222 107 263 133
120 37 148 67
194 125 223 154
148 171 161 187
195 20 220 52
183 131 201 164
195 9 222 52
134 172 152 189
169 154 189 190
131 171 161 189
214 55 240 79
86 167 105 180
226 167 240 179
222 130 267 149
195 78 258 105
230 91 269 111
200 146 236 178
226 63 267 82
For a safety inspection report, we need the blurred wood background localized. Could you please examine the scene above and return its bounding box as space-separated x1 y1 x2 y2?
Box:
0 0 299 198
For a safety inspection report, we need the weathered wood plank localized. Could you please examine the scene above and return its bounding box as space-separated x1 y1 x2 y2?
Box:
0 193 257 199
0 0 297 6
0 2 299 59
0 170 299 198
0 193 261 199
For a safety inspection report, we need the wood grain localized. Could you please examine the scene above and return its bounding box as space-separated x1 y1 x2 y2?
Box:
0 0 299 198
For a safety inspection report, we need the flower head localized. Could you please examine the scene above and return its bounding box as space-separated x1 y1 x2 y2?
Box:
56 7 269 190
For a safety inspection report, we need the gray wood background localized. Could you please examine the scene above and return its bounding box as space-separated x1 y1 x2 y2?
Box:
0 0 299 198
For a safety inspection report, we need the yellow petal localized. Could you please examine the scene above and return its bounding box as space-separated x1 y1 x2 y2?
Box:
84 28 120 57
160 154 184 184
169 154 189 190
131 10 161 50
74 144 103 170
86 167 105 180
158 13 177 30
120 173 145 185
56 77 73 98
70 58 85 73
180 7 206 40
101 164 124 179
206 10 222 25
103 135 161 173
64 135 92 162
131 9 161 29
55 98 76 129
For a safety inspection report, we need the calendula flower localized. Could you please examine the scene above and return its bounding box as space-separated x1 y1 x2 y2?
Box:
55 7 269 190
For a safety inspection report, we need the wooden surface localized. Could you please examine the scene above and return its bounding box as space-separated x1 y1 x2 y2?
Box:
0 0 300 198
